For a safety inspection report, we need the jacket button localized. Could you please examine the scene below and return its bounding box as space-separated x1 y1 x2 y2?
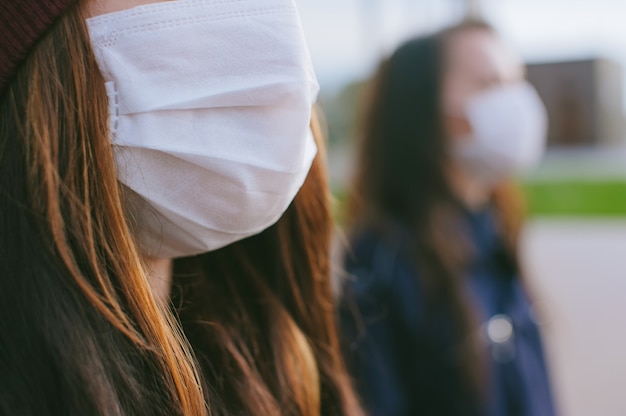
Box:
486 314 516 363
487 314 514 344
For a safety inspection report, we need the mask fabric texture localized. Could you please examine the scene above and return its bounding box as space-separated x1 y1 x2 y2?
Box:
86 0 319 258
452 81 548 184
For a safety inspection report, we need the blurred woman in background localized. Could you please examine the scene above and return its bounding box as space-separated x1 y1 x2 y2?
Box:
340 21 556 416
0 0 362 414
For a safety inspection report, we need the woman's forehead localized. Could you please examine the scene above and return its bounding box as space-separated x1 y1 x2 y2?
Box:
446 29 523 80
85 0 170 17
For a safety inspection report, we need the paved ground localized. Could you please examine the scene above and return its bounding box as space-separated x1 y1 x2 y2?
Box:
522 220 626 416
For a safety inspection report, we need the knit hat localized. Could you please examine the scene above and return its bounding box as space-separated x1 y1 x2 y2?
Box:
0 0 76 94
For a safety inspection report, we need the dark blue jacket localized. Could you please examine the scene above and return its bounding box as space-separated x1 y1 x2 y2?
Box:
339 209 556 416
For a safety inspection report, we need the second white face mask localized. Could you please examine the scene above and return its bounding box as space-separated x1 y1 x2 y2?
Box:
452 81 548 184
86 0 319 258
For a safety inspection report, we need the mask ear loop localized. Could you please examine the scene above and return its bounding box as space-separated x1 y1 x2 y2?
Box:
105 81 120 140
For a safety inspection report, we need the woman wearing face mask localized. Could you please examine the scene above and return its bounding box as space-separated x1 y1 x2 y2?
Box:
339 21 556 416
0 0 361 414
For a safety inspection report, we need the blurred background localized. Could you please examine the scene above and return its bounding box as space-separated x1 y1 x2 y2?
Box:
295 0 626 415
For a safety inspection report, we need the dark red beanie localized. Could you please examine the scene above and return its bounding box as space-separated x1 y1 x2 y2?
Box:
0 0 77 93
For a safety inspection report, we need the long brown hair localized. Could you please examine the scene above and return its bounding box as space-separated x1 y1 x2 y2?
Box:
0 3 206 415
1 2 362 414
347 20 526 403
173 112 364 416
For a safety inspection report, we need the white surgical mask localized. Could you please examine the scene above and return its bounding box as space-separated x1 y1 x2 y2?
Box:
451 81 548 184
86 0 319 258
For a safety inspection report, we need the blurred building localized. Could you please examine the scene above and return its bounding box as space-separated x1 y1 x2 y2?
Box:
527 59 625 147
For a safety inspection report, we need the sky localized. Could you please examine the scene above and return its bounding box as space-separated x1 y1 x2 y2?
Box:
295 0 626 93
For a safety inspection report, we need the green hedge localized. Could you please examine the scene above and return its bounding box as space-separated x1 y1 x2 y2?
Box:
523 179 626 217
332 180 626 218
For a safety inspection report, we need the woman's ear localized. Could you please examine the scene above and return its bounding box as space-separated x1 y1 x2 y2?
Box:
443 113 473 143
441 78 473 143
